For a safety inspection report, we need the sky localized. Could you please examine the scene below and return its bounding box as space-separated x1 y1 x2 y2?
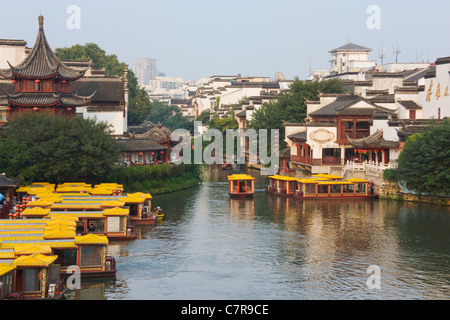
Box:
0 0 449 81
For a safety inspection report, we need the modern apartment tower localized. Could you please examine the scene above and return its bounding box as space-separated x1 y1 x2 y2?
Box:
133 58 158 86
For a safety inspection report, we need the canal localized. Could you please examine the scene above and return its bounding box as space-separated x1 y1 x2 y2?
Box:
64 167 450 300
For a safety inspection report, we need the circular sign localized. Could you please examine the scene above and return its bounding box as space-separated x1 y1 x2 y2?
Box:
310 129 335 143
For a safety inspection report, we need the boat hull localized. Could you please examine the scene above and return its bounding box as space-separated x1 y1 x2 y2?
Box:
228 191 254 198
130 217 157 226
265 186 294 198
293 193 379 200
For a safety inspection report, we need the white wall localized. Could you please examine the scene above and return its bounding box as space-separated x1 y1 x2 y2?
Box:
77 107 124 136
0 44 27 69
420 62 450 119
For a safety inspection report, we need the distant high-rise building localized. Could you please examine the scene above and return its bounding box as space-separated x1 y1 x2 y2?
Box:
133 58 158 86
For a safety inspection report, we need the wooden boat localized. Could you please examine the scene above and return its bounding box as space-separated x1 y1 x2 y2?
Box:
0 220 117 279
227 174 255 198
293 176 378 200
265 175 299 197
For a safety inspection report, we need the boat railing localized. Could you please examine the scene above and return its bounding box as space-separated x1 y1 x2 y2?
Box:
46 278 66 299
126 225 136 238
105 256 116 272
5 291 24 300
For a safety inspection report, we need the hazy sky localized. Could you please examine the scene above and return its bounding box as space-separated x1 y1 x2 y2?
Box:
1 0 449 81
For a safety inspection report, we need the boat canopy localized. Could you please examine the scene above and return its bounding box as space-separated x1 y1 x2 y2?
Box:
228 174 255 181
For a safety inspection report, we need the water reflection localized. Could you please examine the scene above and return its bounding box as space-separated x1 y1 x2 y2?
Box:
66 167 450 300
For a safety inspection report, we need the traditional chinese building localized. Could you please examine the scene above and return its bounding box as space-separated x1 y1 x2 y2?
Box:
0 16 94 120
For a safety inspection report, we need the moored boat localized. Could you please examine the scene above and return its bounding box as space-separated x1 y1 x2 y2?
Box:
227 174 255 198
293 176 378 200
265 175 299 197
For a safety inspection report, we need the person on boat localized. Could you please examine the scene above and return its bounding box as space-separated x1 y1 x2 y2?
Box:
369 181 375 195
88 223 96 232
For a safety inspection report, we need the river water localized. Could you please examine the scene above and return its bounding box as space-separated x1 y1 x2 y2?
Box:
64 167 450 300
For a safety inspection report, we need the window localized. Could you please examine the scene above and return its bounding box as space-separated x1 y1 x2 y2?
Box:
343 184 354 193
355 183 366 193
330 184 342 194
80 246 103 267
23 269 40 292
87 219 105 233
304 184 316 194
318 185 329 194
356 121 370 138
54 249 77 267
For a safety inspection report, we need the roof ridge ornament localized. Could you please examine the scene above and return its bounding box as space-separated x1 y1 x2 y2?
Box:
39 15 44 31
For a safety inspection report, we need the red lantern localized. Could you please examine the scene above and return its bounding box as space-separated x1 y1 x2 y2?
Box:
6 107 11 111
33 107 39 111
151 152 155 155
138 152 143 155
160 151 164 154
66 107 72 111
35 79 41 83
61 80 66 84
12 79 16 84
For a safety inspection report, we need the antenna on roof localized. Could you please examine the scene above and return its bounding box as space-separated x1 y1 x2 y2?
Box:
378 44 386 67
393 36 402 63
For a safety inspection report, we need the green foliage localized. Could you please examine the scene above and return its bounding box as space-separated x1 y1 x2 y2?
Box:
383 168 398 182
106 163 202 194
249 78 347 129
195 109 211 124
128 87 152 126
0 137 38 184
3 113 120 184
395 119 450 195
207 117 239 133
248 78 347 154
147 101 194 131
55 43 152 126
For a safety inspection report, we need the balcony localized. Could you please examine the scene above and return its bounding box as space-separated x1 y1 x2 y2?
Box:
291 155 312 165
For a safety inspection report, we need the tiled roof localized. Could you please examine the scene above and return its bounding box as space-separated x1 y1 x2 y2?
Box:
0 263 16 276
74 234 108 245
347 129 399 148
0 16 90 80
3 92 94 107
309 95 360 117
12 253 57 267
329 43 371 53
0 174 20 187
398 100 422 110
287 131 307 141
71 77 124 102
116 138 167 152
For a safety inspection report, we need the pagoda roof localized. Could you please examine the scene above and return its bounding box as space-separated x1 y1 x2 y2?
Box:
1 91 95 107
0 16 91 80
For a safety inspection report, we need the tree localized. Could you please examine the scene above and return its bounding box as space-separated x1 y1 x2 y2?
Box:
195 109 211 124
248 78 347 153
55 43 152 126
3 113 120 184
147 101 194 131
274 78 347 123
0 137 38 184
394 120 450 195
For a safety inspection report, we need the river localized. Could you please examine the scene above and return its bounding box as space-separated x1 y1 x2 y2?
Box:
64 167 450 300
